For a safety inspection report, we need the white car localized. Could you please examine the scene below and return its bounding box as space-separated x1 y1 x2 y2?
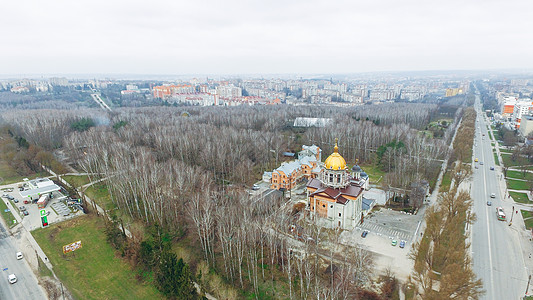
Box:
16 252 23 260
8 274 17 284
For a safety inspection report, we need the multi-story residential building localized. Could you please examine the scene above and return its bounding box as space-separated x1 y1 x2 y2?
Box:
153 84 195 99
270 145 321 190
513 100 533 121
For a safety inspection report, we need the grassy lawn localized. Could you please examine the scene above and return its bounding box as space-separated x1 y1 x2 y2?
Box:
507 178 531 190
440 170 452 192
32 215 163 300
84 182 115 211
506 170 533 181
493 152 500 166
501 153 532 169
0 160 49 185
62 175 91 188
359 163 385 184
521 210 533 230
0 199 18 228
499 148 513 154
488 130 493 140
507 179 531 191
510 191 530 204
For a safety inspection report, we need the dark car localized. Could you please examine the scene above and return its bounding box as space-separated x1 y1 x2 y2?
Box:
13 199 18 203
399 240 406 248
23 211 29 216
487 201 492 206
361 230 368 238
490 166 495 170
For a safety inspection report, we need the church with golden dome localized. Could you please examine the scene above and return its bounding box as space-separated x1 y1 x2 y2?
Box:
307 139 368 230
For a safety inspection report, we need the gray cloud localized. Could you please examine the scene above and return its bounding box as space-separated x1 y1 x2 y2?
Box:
1 0 532 75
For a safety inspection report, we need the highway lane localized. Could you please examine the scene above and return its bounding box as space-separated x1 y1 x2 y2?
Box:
471 95 527 299
0 221 47 300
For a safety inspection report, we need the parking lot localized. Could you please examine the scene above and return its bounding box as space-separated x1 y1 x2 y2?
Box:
1 181 83 231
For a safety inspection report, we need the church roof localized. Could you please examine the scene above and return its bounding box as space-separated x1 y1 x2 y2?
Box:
324 139 346 171
307 178 363 205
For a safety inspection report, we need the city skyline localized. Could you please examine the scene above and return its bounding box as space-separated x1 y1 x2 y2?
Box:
2 0 533 75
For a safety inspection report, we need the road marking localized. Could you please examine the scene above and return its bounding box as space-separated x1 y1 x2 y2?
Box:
480 113 496 298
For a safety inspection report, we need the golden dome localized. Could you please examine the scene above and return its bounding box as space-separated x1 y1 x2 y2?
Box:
324 138 347 171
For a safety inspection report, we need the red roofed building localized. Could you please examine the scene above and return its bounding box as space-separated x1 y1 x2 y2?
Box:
307 139 368 229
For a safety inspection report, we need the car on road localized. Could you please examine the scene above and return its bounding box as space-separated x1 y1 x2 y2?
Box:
399 240 406 248
252 184 260 190
490 166 495 170
391 239 397 246
490 193 496 198
480 162 484 165
475 158 479 162
8 274 17 284
361 230 368 238
16 252 23 260
487 201 492 206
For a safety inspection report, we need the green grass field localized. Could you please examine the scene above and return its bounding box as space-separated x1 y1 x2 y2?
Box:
493 151 500 166
440 170 452 192
501 153 532 169
499 148 513 154
0 160 48 185
32 215 163 300
510 191 530 204
521 210 533 230
507 179 531 191
359 163 385 184
506 170 533 181
62 175 92 188
84 182 115 211
0 199 17 228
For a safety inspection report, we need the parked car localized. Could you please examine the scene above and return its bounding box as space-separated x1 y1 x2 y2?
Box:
361 230 368 238
252 184 260 190
23 211 29 216
1 194 7 198
8 274 17 284
7 195 14 200
19 206 26 211
399 240 406 248
391 239 397 246
13 198 18 203
16 252 23 260
23 200 30 204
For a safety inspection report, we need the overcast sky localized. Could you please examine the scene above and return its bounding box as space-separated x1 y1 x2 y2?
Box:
1 0 532 75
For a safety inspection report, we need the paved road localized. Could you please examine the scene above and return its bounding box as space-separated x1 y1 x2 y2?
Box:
0 220 47 300
471 94 528 299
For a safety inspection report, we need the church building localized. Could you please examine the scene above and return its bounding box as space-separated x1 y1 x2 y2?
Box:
306 139 367 230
